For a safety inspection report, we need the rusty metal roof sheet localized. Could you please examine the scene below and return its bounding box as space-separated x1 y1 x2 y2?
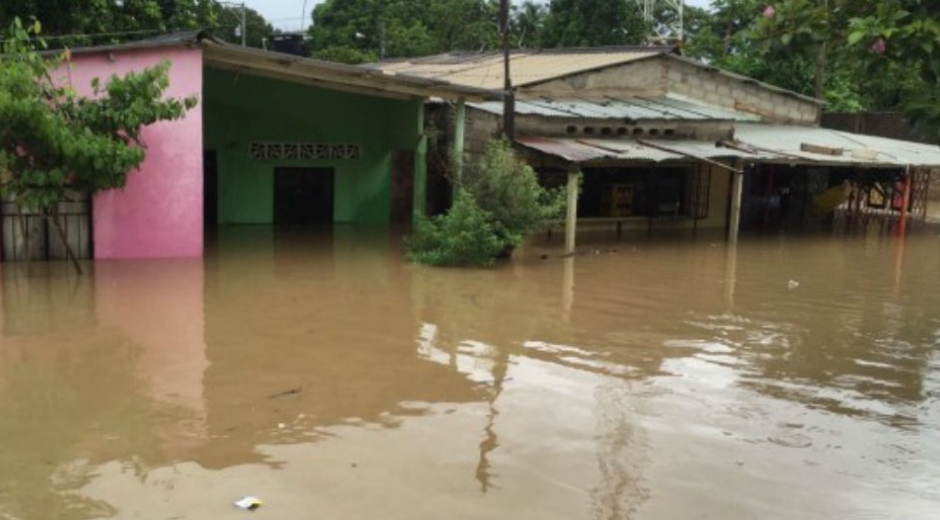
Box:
470 96 759 121
515 136 762 164
734 124 940 166
371 47 671 90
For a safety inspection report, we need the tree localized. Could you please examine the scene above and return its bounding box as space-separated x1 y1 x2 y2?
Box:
0 1 283 49
724 0 940 136
847 0 940 141
214 4 273 48
512 1 547 48
426 0 500 53
308 0 500 63
682 0 868 111
0 0 217 47
0 19 198 271
540 0 649 47
751 0 860 101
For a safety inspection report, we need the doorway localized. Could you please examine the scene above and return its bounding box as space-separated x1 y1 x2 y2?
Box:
390 150 415 223
204 150 218 230
273 167 335 226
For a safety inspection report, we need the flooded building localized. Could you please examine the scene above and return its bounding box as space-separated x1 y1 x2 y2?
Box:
0 33 496 262
373 48 940 249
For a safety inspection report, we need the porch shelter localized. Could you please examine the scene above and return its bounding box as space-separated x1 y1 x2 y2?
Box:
514 121 940 252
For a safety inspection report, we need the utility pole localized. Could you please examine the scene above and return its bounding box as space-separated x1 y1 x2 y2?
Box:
301 0 310 32
240 2 246 47
500 0 514 138
219 1 247 47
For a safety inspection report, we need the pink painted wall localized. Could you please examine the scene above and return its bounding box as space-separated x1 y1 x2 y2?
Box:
66 46 203 259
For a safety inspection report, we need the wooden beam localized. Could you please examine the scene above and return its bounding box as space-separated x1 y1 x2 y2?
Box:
636 139 743 173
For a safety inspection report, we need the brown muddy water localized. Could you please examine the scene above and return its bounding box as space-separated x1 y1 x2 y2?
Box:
1 226 939 520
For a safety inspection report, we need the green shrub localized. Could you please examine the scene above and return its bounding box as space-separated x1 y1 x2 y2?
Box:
406 138 567 267
406 191 505 267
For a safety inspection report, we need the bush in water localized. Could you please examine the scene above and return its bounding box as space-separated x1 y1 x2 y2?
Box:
406 138 566 267
406 191 505 267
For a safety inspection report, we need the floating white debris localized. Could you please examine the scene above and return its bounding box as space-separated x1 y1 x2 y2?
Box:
787 280 800 290
234 496 263 511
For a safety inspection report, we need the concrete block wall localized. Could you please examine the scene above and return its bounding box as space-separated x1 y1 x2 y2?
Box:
463 107 502 164
664 58 821 125
523 59 668 98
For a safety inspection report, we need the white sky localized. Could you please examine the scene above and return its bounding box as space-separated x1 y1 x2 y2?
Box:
242 0 714 32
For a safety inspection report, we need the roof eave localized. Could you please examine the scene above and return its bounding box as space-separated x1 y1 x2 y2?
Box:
201 40 501 102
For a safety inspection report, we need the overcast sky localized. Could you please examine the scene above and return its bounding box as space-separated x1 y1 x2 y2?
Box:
242 0 714 32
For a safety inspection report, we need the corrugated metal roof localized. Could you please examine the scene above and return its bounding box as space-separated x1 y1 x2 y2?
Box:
371 47 670 90
516 126 940 167
734 124 940 166
516 136 761 164
470 96 759 122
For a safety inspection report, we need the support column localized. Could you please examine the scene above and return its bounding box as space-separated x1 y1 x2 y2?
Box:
453 97 466 186
899 165 912 237
413 135 428 224
413 101 428 225
728 166 744 243
565 168 580 254
562 256 574 323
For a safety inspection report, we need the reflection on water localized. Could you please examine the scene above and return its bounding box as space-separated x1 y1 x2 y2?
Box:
1 226 939 519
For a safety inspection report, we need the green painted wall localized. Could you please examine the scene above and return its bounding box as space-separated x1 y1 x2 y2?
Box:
203 68 424 225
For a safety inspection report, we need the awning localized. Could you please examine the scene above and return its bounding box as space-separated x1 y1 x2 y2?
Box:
516 126 940 169
734 124 940 167
515 135 765 164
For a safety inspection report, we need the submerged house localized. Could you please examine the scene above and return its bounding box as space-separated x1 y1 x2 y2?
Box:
0 32 496 262
372 48 940 249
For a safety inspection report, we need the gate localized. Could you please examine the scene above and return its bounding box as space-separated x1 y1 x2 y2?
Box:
1 194 92 261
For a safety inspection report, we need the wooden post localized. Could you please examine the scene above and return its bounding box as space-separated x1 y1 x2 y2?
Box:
728 165 744 243
899 165 912 237
453 97 466 185
565 168 580 254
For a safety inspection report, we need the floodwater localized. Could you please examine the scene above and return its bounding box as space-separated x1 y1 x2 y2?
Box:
1 226 939 520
